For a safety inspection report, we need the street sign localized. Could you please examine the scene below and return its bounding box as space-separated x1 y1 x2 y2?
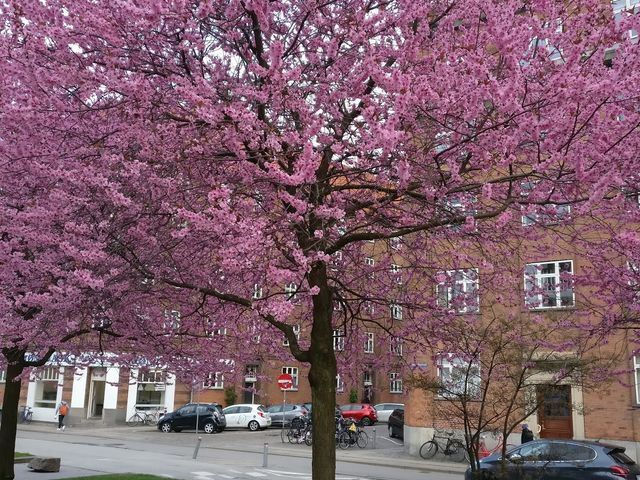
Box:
277 373 293 390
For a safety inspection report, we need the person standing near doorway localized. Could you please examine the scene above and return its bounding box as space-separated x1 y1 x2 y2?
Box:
56 401 69 431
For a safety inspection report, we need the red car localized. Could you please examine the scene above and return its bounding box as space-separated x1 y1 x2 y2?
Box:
338 403 378 426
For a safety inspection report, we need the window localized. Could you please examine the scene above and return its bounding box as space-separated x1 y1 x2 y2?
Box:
363 371 373 386
163 309 181 331
365 257 375 278
634 356 640 404
331 251 343 270
612 0 640 39
390 303 403 320
521 182 571 226
0 369 5 383
33 367 59 408
285 283 299 302
443 196 477 231
136 369 166 406
390 373 403 393
364 333 375 353
333 329 345 351
253 284 263 299
525 260 574 308
213 327 227 336
436 268 479 313
283 325 301 346
205 372 224 389
390 337 403 357
245 365 258 382
281 367 299 390
437 355 481 398
336 374 344 392
434 131 451 153
628 262 640 302
389 237 402 250
390 264 403 284
364 301 375 315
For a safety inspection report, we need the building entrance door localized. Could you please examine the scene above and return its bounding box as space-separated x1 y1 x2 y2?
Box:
88 368 106 418
537 385 573 439
243 382 255 403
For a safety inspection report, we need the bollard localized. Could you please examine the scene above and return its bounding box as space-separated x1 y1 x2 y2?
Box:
372 427 376 449
262 442 269 468
193 436 202 459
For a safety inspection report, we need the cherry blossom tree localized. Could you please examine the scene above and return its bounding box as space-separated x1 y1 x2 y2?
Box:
2 1 640 480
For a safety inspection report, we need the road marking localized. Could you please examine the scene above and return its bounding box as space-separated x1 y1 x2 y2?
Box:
246 473 267 478
218 475 234 479
380 436 404 446
191 472 216 477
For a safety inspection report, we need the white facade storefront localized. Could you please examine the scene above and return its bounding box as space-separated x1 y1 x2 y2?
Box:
25 364 176 426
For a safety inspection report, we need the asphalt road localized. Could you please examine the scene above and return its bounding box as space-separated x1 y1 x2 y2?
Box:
15 423 467 480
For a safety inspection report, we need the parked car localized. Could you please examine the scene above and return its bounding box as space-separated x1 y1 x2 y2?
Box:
373 403 404 423
387 408 404 439
157 403 225 434
338 403 377 426
465 439 640 480
266 404 309 427
222 404 271 431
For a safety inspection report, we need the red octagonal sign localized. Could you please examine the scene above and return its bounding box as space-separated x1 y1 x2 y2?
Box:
277 373 293 390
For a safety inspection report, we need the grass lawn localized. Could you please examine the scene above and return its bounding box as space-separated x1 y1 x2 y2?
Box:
14 452 32 458
61 475 172 480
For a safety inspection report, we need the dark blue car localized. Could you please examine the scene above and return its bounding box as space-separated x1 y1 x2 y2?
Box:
465 439 640 480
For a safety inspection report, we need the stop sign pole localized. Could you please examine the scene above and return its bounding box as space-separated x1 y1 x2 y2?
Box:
277 373 293 440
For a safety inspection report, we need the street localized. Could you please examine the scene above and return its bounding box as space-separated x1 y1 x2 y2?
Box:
15 424 466 480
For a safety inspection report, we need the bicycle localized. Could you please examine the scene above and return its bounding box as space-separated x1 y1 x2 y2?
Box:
20 406 33 424
477 431 515 458
419 429 467 462
127 409 158 426
338 419 368 449
283 416 312 444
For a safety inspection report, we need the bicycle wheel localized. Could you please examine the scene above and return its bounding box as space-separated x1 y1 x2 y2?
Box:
448 440 466 463
338 431 350 449
304 429 313 446
25 413 33 424
356 430 368 448
287 429 299 444
127 413 142 426
419 440 438 459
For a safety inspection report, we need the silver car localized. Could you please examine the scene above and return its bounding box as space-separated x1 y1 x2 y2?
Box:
373 403 404 422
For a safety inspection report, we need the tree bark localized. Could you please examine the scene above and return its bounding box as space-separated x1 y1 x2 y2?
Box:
0 359 24 480
308 262 336 480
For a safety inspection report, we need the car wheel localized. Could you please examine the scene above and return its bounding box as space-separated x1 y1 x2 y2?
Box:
203 422 216 434
159 422 172 433
248 420 260 431
360 417 372 426
388 425 394 438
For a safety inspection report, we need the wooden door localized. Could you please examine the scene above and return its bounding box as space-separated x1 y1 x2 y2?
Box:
537 385 573 439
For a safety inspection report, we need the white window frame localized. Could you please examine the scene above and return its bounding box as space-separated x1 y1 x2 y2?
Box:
390 237 402 250
364 332 375 354
253 284 263 299
283 325 301 346
285 282 299 302
282 366 299 391
436 268 480 313
336 374 344 393
365 257 375 278
520 181 571 226
0 369 5 383
205 372 224 389
333 329 345 351
163 309 181 331
364 371 373 386
525 260 575 309
634 356 640 404
437 355 481 398
33 367 60 408
391 264 403 284
390 337 403 357
390 372 403 393
390 303 403 320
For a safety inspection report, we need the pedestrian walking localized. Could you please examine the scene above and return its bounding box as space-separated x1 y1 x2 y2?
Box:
521 423 534 444
55 400 69 431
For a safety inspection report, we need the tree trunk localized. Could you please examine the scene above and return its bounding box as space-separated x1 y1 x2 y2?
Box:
0 360 24 480
308 263 336 480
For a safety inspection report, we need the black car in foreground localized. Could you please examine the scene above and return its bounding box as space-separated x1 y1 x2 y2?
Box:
158 403 226 434
465 439 640 480
387 408 404 440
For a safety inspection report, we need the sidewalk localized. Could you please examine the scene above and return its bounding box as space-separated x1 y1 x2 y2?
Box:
15 422 469 479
